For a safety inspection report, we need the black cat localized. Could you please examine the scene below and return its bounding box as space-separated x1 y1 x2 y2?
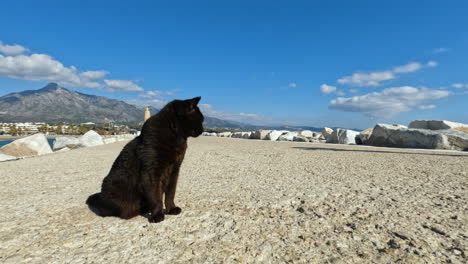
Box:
86 97 204 223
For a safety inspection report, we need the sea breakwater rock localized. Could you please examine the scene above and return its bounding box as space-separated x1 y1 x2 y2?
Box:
103 137 117 144
79 130 104 147
321 127 333 141
358 128 374 145
293 135 308 142
366 124 468 151
0 153 19 162
326 129 359 145
241 132 252 139
53 137 80 150
218 132 232 137
250 130 272 140
278 131 299 141
265 130 288 141
299 130 313 138
231 132 243 138
0 133 53 157
113 134 135 142
408 120 468 130
202 132 217 137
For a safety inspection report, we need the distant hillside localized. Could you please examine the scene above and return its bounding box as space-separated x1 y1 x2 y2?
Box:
0 83 143 124
0 83 257 129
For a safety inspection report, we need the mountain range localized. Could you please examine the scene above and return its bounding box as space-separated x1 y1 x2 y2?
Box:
0 83 326 131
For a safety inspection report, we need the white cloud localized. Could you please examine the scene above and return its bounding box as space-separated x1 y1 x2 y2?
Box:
0 53 101 88
128 99 168 109
418 104 436 110
427 61 438 67
337 70 395 87
103 79 143 92
139 89 179 98
393 62 422 73
329 86 450 118
0 40 142 92
0 41 29 55
199 103 273 124
320 84 345 96
80 70 109 80
288 82 297 88
433 48 449 53
139 91 163 98
452 83 468 89
320 84 337 94
337 61 437 87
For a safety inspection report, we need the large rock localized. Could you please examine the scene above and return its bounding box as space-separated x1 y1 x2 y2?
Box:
358 128 374 145
231 132 243 138
265 130 288 141
326 129 359 144
218 132 232 138
321 127 333 141
103 137 117 144
115 134 135 142
0 153 19 162
293 135 308 142
250 130 272 140
409 120 468 130
278 131 299 141
241 132 252 139
202 132 217 137
299 130 313 138
366 124 468 151
53 137 80 150
79 130 104 147
0 133 53 157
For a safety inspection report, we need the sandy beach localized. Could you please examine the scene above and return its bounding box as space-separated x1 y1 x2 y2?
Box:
0 137 467 263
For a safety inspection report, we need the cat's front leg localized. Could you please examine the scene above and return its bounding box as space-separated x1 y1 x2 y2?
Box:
142 168 165 223
164 160 182 215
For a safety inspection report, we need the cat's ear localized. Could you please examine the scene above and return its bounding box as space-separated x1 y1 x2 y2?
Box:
188 96 201 109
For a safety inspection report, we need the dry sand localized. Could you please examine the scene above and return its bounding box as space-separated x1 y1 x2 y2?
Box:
0 137 467 263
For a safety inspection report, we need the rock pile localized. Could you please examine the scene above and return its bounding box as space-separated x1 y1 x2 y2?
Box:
0 130 137 162
201 119 467 151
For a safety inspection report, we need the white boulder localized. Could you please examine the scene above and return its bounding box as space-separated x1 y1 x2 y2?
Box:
358 128 374 145
321 127 334 141
250 130 272 140
326 129 359 144
241 132 252 139
79 130 104 147
0 153 19 162
278 131 299 141
266 130 288 141
53 137 80 150
366 124 468 151
0 133 53 157
202 132 217 137
408 120 468 130
231 132 243 138
104 137 117 144
293 136 309 142
218 132 232 138
299 130 313 138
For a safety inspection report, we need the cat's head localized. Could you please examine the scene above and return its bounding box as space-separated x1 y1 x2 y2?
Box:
175 96 204 137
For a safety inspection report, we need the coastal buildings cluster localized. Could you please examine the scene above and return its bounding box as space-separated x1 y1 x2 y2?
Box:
0 122 135 136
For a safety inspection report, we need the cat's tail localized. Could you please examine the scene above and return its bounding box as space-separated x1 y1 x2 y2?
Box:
86 193 120 217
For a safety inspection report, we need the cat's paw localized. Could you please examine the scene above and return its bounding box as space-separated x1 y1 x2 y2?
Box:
148 213 165 223
165 207 182 215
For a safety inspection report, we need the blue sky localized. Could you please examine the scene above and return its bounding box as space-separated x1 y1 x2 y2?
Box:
0 0 467 129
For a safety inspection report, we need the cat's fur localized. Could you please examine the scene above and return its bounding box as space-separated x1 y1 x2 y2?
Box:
86 97 204 223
